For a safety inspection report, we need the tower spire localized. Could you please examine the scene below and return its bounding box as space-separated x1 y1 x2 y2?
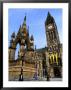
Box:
35 45 36 50
23 15 26 26
45 11 54 25
48 11 51 17
30 35 34 41
27 26 29 37
24 15 26 21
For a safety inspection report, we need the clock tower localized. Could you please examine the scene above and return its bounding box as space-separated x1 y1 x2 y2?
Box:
45 12 60 50
45 12 62 78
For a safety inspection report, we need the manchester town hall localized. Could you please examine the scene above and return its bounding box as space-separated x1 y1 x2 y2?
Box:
8 12 62 81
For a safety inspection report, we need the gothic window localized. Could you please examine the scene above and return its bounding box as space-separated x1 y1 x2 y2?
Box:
50 31 52 40
53 46 55 51
49 31 54 42
49 57 51 65
51 56 53 64
56 46 58 51
53 30 56 40
58 57 62 66
54 55 56 63
49 47 52 52
52 31 54 40
50 32 52 40
48 32 51 40
15 43 20 60
46 31 48 39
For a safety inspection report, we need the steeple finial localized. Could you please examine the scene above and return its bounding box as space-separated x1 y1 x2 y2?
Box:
45 11 54 25
11 32 15 38
19 25 21 30
24 15 26 21
30 35 34 41
23 15 26 26
35 45 36 50
27 26 29 36
27 26 29 31
48 11 51 17
20 25 21 28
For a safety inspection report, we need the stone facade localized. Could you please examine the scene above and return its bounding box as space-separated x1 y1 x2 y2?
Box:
45 12 62 78
9 12 62 81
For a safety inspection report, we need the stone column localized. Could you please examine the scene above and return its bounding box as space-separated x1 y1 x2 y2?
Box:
45 51 51 80
9 48 16 61
50 67 54 78
39 60 43 80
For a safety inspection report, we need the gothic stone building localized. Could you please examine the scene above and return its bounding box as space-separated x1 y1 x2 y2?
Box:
8 12 62 81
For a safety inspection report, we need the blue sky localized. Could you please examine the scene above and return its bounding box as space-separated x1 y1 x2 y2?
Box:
8 8 62 59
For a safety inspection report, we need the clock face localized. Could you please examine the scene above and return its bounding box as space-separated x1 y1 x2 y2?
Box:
48 25 53 29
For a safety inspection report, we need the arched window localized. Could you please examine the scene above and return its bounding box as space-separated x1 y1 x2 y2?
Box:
58 57 62 66
51 56 53 64
54 55 56 63
54 31 57 39
49 58 51 64
15 43 20 60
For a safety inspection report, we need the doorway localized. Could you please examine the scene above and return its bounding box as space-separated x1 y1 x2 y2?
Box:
53 67 61 77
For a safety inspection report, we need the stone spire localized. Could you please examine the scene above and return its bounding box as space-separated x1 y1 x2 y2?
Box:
23 15 26 26
45 11 54 25
30 35 34 41
11 32 15 38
